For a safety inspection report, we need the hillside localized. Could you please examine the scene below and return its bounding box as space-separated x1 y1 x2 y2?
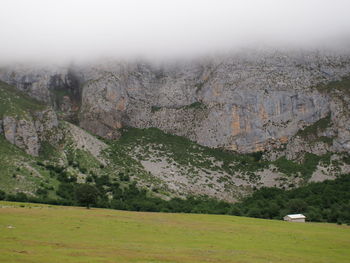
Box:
0 201 349 263
1 51 350 225
1 77 350 208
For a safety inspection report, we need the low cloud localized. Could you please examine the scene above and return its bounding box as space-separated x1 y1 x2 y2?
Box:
1 0 350 64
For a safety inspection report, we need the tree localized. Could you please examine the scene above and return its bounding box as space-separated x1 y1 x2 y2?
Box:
287 198 308 214
75 184 98 209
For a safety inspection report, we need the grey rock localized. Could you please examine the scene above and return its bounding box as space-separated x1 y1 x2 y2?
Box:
34 108 59 141
2 49 350 153
3 116 16 144
3 116 40 156
1 108 59 156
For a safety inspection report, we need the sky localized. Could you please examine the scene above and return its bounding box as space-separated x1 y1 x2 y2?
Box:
1 0 350 63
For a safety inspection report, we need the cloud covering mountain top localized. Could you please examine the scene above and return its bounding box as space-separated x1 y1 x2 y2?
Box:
1 0 350 63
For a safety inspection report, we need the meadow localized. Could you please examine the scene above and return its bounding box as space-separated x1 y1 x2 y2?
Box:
0 201 349 263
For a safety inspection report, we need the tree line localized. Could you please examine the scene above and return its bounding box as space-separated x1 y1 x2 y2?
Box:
1 172 349 225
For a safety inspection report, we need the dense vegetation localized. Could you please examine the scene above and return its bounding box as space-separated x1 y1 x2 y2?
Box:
1 171 349 224
0 170 232 214
230 174 350 224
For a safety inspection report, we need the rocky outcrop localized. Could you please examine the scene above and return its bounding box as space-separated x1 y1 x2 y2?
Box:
33 108 59 141
0 108 59 156
1 50 350 154
330 96 350 152
2 116 40 156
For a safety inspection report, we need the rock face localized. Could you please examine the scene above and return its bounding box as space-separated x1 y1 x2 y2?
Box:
2 116 40 156
0 109 59 156
33 108 59 141
331 96 350 152
1 49 350 154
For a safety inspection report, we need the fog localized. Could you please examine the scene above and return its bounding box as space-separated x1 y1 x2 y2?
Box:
1 0 350 64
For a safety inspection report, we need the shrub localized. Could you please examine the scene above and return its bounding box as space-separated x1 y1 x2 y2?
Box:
0 190 6 200
57 183 76 200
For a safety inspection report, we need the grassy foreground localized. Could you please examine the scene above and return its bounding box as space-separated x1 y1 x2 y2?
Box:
0 202 349 263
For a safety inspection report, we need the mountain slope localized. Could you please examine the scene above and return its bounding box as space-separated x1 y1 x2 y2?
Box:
1 51 350 204
1 81 350 203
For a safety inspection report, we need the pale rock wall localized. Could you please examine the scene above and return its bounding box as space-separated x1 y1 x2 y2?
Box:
3 116 40 156
0 108 59 156
1 50 350 154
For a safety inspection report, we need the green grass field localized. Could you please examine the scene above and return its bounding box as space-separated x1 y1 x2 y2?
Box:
0 202 349 263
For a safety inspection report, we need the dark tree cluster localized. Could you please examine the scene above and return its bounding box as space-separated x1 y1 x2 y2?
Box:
230 174 350 224
1 171 349 225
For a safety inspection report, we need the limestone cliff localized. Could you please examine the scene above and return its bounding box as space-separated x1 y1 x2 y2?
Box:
2 59 350 201
1 49 350 156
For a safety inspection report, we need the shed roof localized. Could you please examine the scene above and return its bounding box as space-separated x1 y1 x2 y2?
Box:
286 214 306 219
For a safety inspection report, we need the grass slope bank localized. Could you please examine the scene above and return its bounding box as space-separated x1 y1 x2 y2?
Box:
0 201 349 263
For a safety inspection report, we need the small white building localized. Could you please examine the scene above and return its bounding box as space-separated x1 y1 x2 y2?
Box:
283 214 306 223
